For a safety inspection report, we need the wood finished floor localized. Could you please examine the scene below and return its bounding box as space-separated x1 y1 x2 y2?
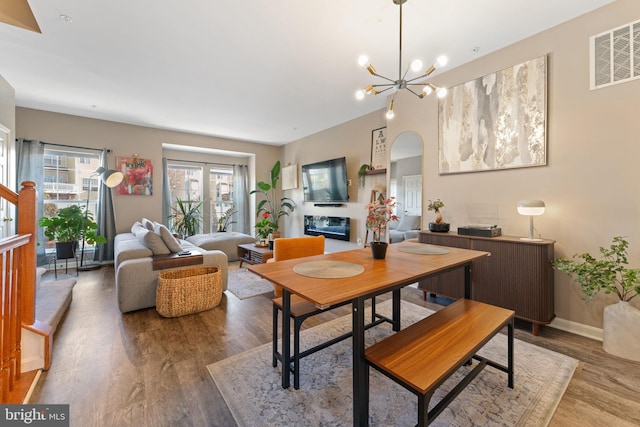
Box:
31 263 640 426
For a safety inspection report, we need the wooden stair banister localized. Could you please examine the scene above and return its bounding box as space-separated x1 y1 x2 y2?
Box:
0 181 37 403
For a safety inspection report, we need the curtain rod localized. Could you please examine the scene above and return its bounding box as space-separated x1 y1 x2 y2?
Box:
165 158 242 167
42 142 111 153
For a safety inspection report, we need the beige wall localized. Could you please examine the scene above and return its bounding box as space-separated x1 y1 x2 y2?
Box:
287 0 640 331
16 108 281 234
13 0 639 331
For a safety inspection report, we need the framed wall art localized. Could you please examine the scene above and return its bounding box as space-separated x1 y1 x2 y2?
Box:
116 156 153 195
281 164 298 190
438 55 547 174
371 126 387 170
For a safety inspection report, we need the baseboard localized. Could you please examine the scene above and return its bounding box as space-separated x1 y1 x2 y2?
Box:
549 317 603 342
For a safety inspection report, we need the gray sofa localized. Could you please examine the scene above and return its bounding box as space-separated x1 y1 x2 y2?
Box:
186 232 256 261
389 215 421 243
115 220 228 313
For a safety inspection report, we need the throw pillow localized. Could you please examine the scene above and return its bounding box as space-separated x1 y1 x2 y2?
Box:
135 228 171 255
141 217 155 231
396 215 421 232
153 222 182 253
131 221 145 235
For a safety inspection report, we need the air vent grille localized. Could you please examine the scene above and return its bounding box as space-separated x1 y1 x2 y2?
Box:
590 19 640 90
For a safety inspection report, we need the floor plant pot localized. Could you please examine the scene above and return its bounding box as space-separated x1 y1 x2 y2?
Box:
603 301 640 362
55 241 77 259
370 242 388 260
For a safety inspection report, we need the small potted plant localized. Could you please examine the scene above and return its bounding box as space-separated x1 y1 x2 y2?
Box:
254 212 275 246
39 205 107 259
168 198 203 238
427 199 449 232
217 205 238 232
365 196 398 259
358 164 372 188
553 236 640 361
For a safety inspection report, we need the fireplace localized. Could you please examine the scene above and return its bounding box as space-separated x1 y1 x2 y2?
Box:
303 215 350 241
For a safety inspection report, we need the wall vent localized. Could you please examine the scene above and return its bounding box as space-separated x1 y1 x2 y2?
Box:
590 19 640 90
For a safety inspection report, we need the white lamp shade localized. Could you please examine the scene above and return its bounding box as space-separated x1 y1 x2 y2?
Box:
517 200 545 216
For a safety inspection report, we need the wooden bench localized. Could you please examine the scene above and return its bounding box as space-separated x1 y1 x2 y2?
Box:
365 299 514 426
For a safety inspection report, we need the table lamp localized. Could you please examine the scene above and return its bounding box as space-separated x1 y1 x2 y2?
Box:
517 200 545 241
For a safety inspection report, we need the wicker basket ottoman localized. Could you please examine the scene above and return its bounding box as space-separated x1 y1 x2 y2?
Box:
156 265 222 317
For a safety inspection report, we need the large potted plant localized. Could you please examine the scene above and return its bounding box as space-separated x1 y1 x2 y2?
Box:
168 198 203 238
554 236 640 361
250 160 296 237
39 205 107 259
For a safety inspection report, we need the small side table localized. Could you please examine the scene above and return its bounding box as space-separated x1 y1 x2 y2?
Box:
237 243 273 267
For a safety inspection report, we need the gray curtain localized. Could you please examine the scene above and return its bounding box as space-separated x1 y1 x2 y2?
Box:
16 139 46 266
233 164 249 234
95 149 117 262
162 157 171 227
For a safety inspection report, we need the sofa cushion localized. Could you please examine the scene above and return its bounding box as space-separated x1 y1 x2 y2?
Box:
135 228 171 255
396 215 421 232
153 222 182 253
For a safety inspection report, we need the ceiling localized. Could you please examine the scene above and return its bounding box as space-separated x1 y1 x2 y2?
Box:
0 0 613 146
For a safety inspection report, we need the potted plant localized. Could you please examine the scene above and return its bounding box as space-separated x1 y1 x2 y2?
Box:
427 199 450 232
250 160 296 237
365 196 398 259
358 164 372 188
553 236 640 361
38 205 107 259
168 198 203 238
217 205 238 232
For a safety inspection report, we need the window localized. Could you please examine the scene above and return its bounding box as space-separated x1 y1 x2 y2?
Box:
42 148 101 251
167 162 237 233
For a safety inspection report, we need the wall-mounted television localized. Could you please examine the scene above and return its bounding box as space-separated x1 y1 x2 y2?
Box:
301 157 348 203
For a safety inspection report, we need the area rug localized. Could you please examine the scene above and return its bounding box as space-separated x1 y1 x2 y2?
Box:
226 268 274 299
207 300 577 426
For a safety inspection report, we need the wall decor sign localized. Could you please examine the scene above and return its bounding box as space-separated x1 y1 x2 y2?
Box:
371 126 387 170
438 55 547 174
116 156 153 195
281 164 298 190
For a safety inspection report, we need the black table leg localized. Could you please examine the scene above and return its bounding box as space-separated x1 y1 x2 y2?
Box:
392 289 401 332
352 297 368 426
282 289 291 389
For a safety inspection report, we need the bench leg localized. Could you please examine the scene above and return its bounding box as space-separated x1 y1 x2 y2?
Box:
417 391 435 427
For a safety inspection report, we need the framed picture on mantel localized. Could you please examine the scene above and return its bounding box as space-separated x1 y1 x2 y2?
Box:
371 126 387 170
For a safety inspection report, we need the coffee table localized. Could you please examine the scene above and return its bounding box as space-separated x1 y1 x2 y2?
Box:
237 243 274 267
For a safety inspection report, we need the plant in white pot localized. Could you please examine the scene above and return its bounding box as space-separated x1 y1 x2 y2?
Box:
553 236 640 361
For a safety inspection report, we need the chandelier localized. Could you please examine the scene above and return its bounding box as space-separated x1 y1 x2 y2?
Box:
355 0 448 119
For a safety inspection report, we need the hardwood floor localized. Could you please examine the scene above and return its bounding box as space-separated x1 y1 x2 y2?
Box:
31 263 640 426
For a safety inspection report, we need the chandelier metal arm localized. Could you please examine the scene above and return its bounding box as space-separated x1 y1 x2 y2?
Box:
405 87 425 98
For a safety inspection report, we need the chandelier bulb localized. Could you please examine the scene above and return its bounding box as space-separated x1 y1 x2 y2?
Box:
436 87 448 98
435 55 448 69
386 109 395 120
410 59 423 72
422 85 433 96
355 89 365 100
358 55 370 68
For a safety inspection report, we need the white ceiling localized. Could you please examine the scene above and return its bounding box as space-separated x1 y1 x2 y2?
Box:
1 0 613 145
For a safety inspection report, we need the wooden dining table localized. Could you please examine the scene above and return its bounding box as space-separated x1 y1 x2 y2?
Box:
248 242 489 426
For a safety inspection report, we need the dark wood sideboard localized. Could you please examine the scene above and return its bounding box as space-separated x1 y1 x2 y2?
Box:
417 231 555 335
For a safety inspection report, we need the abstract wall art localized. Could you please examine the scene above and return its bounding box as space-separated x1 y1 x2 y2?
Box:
438 55 547 174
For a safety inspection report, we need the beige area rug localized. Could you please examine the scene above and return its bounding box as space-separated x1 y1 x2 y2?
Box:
207 300 577 426
226 268 274 299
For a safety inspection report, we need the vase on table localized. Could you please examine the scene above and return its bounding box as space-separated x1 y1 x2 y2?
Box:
370 241 388 259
